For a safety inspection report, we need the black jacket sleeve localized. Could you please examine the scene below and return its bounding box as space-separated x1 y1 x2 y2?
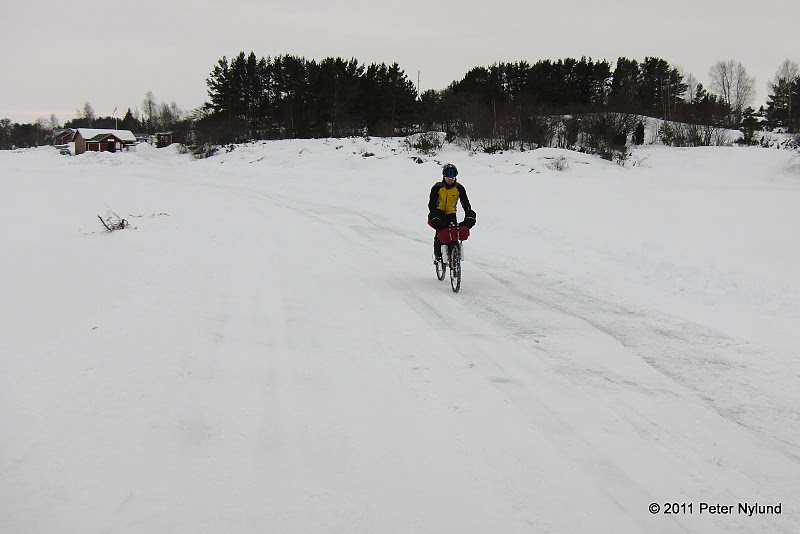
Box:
457 183 476 227
456 183 472 211
428 184 442 214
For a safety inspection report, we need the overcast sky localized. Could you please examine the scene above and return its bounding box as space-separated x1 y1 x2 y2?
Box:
1 0 797 125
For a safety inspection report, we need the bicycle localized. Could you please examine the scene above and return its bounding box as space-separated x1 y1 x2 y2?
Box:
434 224 469 293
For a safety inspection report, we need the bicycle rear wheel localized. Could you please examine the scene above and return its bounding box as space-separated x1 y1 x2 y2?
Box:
449 243 461 292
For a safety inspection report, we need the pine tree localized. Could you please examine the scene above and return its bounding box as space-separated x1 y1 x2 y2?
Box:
638 57 686 120
634 121 645 145
765 60 799 132
738 106 759 144
609 58 641 113
120 108 137 131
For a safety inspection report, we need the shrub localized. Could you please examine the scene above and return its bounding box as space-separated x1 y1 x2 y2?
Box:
613 147 632 166
546 155 569 171
405 132 444 155
191 143 218 159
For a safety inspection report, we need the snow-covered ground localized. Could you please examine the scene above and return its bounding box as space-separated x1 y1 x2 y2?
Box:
1 139 799 533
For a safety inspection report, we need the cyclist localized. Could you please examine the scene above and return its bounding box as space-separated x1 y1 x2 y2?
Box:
428 163 476 262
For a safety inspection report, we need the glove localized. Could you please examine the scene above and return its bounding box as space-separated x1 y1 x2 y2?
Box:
429 216 449 230
462 209 476 228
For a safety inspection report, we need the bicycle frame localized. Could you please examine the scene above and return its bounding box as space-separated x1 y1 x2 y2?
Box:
435 224 464 292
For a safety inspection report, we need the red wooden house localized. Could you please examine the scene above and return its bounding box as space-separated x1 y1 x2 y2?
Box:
66 129 137 155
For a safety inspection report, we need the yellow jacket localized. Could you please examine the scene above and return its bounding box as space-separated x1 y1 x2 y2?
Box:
429 181 471 215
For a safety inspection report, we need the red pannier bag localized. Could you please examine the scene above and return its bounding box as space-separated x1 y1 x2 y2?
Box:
437 226 470 244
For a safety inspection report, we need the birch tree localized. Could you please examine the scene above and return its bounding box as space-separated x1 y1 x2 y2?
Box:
81 102 96 127
709 59 755 126
142 91 157 134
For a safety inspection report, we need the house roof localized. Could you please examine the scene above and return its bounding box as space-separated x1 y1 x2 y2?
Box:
76 128 137 143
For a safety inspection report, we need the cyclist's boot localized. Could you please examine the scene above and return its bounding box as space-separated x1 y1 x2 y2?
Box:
434 240 443 263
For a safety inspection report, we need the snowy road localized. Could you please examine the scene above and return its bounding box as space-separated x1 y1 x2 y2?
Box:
2 140 799 532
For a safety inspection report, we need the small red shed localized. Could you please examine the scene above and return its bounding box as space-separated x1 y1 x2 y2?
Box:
156 132 173 148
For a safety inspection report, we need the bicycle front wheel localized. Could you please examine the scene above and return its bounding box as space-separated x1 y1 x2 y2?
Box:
449 243 461 292
435 256 446 280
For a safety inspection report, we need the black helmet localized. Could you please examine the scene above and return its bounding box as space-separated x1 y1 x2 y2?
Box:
442 163 458 179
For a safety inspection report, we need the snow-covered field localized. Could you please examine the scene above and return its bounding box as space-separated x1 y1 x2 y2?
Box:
1 138 799 533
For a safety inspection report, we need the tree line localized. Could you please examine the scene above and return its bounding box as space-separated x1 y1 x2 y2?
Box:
194 52 418 145
0 92 188 150
1 54 798 151
423 57 800 151
188 53 800 155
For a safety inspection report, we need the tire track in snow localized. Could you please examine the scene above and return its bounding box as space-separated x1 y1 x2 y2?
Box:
473 261 800 462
